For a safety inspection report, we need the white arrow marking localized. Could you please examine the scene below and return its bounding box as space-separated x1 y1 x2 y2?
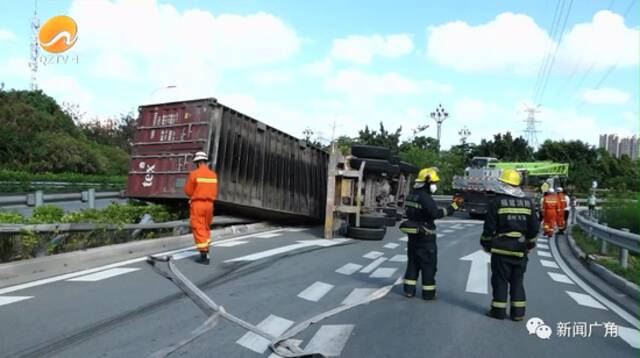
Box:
460 250 491 294
225 239 349 262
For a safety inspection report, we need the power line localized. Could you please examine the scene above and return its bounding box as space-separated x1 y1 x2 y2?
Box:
531 0 565 101
535 0 575 105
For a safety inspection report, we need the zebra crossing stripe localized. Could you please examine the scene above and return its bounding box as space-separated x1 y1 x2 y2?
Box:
305 325 355 357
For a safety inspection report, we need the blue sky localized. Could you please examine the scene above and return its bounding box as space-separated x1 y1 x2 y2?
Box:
0 0 638 149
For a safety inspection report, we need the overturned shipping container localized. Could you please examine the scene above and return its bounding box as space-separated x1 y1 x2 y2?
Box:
125 98 328 222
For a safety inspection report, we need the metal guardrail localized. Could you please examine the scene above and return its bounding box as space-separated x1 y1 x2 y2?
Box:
576 210 639 268
0 189 123 208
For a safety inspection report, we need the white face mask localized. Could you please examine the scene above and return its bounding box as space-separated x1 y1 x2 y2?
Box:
430 184 437 193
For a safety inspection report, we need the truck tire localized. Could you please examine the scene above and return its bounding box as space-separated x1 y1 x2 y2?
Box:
347 226 386 241
469 212 485 219
399 161 419 175
351 145 390 160
350 158 391 174
388 164 400 177
384 215 396 227
390 155 401 165
396 212 403 221
380 207 397 217
352 213 386 228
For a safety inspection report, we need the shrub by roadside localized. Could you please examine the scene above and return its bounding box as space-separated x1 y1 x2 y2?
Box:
571 225 639 286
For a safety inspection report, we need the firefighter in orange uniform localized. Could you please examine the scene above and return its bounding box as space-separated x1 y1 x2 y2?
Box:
540 188 558 238
184 151 218 264
556 187 567 234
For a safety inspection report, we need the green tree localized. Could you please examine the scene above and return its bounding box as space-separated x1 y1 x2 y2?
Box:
357 122 402 153
472 132 534 161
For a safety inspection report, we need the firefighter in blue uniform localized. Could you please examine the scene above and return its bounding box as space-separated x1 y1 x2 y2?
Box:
481 169 539 321
400 167 461 300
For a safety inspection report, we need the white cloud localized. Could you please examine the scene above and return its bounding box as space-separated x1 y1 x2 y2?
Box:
581 87 631 105
301 58 333 77
325 69 453 97
0 29 16 41
426 13 552 73
39 75 94 117
250 70 295 86
557 11 639 70
330 34 414 64
0 57 29 78
90 52 139 80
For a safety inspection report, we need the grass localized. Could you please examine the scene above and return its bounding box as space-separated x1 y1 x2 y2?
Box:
571 226 639 286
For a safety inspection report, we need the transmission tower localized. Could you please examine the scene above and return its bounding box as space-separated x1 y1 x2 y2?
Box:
29 0 40 91
522 105 541 149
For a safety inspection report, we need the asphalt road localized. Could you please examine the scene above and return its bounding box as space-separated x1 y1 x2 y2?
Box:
0 218 638 357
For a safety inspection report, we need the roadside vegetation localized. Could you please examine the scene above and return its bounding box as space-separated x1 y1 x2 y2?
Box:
571 225 639 286
0 203 181 262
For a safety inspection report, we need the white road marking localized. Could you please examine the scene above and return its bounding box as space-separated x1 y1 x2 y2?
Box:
398 237 408 242
297 282 335 302
450 224 463 230
547 272 574 285
360 257 387 274
268 340 303 358
540 260 559 268
285 228 308 232
370 268 397 278
236 314 294 354
537 243 550 250
342 288 376 305
437 234 443 238
254 233 282 238
216 241 248 247
443 229 455 234
0 228 288 295
551 236 639 328
0 296 32 306
172 251 198 260
537 250 552 257
335 263 363 276
305 325 355 357
68 268 140 282
225 239 349 262
566 291 607 310
537 238 548 243
618 326 640 349
389 254 407 263
460 250 491 294
383 243 399 249
363 251 384 260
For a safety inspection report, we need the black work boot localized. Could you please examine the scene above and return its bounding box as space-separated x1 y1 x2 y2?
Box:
486 309 506 320
403 284 416 298
197 251 210 265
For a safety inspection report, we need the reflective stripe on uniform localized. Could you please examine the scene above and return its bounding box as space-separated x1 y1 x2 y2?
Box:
440 208 447 216
480 236 492 242
196 178 217 183
400 228 419 234
404 279 417 285
195 241 210 248
490 248 524 257
527 237 537 243
497 208 531 215
492 301 507 308
451 202 459 210
499 231 523 238
405 201 422 209
511 301 526 307
423 285 436 291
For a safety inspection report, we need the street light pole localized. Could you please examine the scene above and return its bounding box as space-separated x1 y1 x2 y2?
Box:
430 104 449 147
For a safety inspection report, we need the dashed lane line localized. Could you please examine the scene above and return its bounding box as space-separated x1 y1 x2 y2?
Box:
297 282 335 302
304 324 355 357
370 268 397 279
215 241 248 247
254 233 282 239
547 272 574 285
236 314 294 354
341 288 377 305
335 263 363 276
537 250 552 257
360 257 387 274
565 291 608 310
540 260 559 269
389 254 407 263
0 296 32 307
537 243 550 250
443 229 455 234
363 251 384 260
383 243 399 249
67 268 140 282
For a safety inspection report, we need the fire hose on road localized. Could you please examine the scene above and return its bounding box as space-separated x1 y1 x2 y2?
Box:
146 255 402 357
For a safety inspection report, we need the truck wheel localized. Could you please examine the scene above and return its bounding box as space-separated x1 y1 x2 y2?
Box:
350 158 391 174
389 164 400 177
384 215 396 227
380 207 397 217
399 161 419 175
390 155 401 165
469 212 485 219
347 226 386 240
351 145 390 160
352 213 386 228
